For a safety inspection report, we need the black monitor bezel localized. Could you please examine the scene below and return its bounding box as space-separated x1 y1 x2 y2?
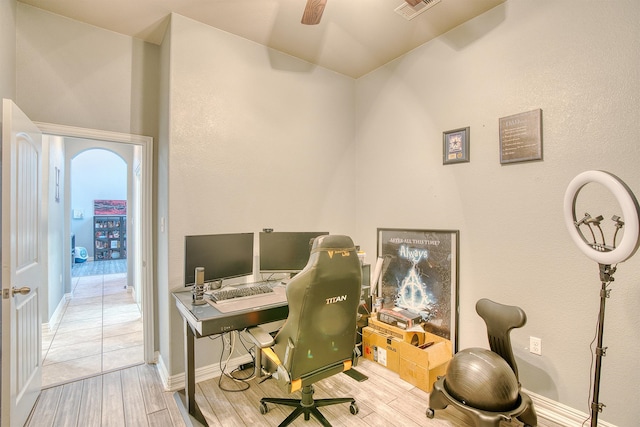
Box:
259 231 329 274
184 232 254 286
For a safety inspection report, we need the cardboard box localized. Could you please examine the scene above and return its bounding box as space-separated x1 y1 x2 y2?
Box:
363 326 452 392
362 326 401 372
399 334 452 392
368 315 425 346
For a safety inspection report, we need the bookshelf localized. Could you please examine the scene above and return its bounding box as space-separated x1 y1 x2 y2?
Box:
94 215 126 261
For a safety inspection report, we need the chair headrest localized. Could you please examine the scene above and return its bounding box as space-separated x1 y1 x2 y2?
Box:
310 235 356 252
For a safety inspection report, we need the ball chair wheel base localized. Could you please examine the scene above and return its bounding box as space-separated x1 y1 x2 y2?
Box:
426 408 435 419
427 376 538 427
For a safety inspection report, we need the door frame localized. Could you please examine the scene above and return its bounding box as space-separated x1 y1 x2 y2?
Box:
35 122 155 363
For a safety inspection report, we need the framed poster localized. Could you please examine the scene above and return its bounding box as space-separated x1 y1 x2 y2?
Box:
443 127 470 164
94 199 127 216
499 109 543 164
377 228 459 351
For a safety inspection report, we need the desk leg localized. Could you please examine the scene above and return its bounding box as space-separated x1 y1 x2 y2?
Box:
178 318 207 426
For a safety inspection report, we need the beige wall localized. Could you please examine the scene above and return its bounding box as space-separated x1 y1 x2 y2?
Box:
355 1 639 425
156 10 172 382
15 3 159 140
161 13 357 374
42 135 65 323
0 0 16 100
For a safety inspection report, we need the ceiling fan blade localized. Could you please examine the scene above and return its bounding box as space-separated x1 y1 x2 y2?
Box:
301 0 327 25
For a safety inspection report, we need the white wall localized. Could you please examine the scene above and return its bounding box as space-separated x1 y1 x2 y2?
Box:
354 1 640 425
160 13 357 375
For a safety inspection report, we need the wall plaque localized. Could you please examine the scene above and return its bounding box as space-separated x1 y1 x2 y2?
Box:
499 109 542 164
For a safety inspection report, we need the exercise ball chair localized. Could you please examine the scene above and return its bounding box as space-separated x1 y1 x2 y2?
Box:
427 298 537 427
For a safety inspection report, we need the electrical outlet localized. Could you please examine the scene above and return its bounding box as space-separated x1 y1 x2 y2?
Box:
530 336 542 355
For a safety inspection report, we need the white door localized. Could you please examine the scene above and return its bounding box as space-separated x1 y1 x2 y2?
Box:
1 99 44 427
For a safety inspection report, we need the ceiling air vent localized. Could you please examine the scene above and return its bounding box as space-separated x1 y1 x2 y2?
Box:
395 0 441 21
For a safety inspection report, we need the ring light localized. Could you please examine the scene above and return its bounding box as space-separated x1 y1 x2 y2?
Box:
564 170 640 427
563 170 640 265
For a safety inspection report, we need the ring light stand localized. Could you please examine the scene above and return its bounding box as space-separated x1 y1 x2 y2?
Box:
563 170 640 427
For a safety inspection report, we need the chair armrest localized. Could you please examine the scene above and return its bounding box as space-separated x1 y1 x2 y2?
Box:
246 326 275 348
247 326 294 390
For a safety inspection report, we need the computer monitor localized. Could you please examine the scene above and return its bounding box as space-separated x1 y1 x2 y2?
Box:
184 232 254 286
259 231 329 274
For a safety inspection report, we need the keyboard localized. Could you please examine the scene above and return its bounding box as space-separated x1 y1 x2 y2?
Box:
208 283 274 302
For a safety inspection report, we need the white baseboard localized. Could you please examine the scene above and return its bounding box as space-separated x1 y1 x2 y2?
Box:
156 353 253 393
156 353 171 391
153 358 616 427
527 389 617 427
42 293 71 332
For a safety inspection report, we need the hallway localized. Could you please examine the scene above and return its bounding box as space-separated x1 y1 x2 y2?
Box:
41 260 143 387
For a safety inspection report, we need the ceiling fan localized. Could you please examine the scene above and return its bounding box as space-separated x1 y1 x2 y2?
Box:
301 0 327 25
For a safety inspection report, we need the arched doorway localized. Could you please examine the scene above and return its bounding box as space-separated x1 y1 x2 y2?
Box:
35 123 154 387
41 146 142 386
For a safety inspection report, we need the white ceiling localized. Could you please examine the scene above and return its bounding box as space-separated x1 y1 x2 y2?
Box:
18 0 505 78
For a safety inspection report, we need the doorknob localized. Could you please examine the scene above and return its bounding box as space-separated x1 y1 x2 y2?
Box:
12 286 31 296
1 287 31 299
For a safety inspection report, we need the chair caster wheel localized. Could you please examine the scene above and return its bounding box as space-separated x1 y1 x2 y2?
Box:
259 402 268 414
426 408 435 419
350 402 359 415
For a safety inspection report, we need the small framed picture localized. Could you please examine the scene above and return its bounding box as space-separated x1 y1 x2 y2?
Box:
443 127 470 165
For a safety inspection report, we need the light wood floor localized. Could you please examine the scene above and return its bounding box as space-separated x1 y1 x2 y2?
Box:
26 363 183 427
27 358 563 427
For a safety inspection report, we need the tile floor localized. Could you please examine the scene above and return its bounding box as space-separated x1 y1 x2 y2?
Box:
41 271 144 388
